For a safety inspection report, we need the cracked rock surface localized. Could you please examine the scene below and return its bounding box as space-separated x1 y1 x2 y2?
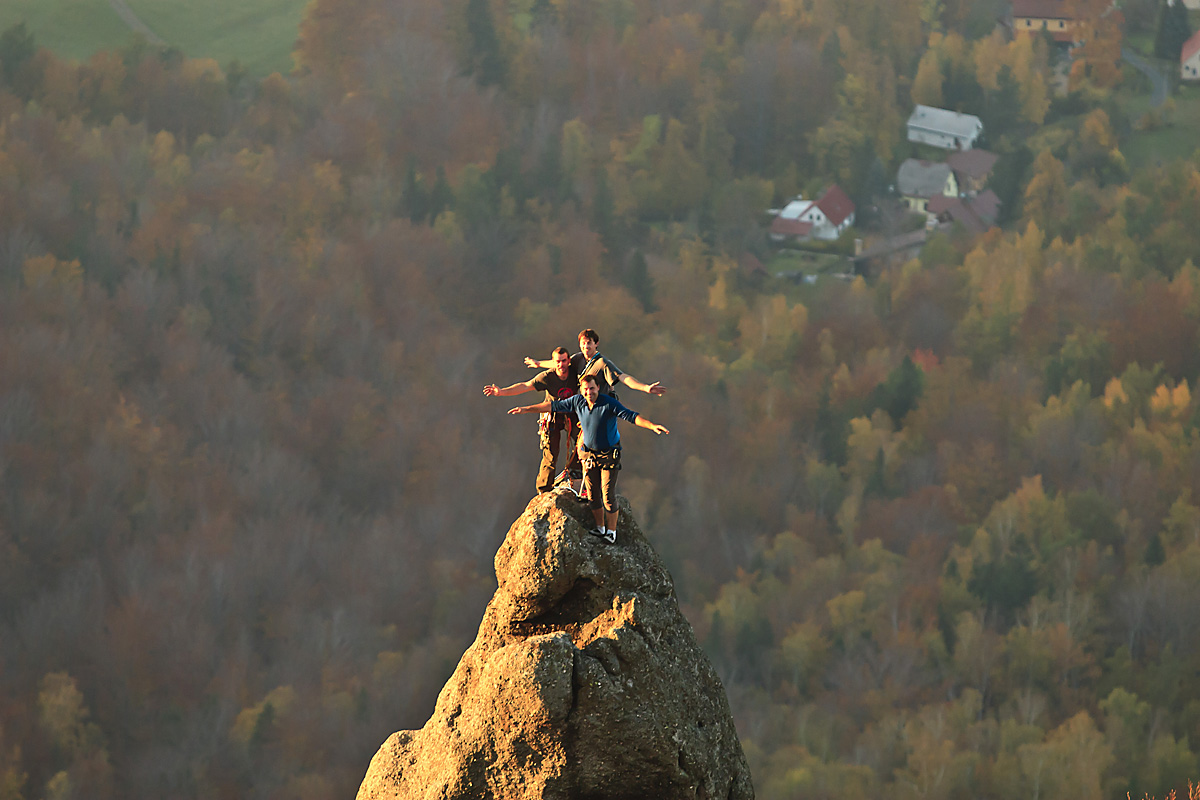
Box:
357 492 755 799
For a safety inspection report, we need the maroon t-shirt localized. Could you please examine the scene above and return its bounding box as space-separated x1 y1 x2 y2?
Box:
532 369 578 425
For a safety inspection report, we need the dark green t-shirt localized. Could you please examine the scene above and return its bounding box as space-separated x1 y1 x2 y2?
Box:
571 353 623 396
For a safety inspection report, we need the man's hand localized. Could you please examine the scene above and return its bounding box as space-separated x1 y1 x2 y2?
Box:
508 406 530 415
646 382 666 396
483 384 500 396
649 423 670 435
524 357 541 369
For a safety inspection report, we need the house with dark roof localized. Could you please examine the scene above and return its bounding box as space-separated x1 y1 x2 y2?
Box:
946 149 999 194
927 190 1001 235
768 185 856 243
906 105 984 150
898 159 958 213
1183 29 1200 81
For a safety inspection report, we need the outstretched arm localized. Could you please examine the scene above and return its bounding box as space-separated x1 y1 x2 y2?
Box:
619 373 666 396
483 380 535 397
508 400 553 415
524 356 552 369
634 415 670 435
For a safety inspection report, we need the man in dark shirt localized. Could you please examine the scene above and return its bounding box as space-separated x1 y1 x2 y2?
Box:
525 328 666 399
484 347 580 494
507 374 669 543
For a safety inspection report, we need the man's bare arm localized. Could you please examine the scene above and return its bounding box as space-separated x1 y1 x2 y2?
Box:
508 400 553 415
483 380 536 397
619 373 666 396
524 356 552 369
634 415 670 435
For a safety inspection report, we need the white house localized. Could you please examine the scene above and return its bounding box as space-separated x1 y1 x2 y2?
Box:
768 185 856 243
906 105 984 150
1183 29 1200 81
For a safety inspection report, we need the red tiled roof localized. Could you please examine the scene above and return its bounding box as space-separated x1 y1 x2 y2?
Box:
927 196 987 235
770 217 813 238
971 190 1001 224
1183 29 1200 65
927 191 1001 235
816 185 855 227
739 252 767 275
946 149 999 180
1012 0 1072 19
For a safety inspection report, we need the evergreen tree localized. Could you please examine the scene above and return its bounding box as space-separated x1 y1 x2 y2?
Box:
872 356 925 429
402 158 430 223
465 0 506 87
1143 532 1166 566
1155 0 1193 60
0 21 36 94
428 165 455 221
591 167 617 250
626 249 656 312
982 65 1023 140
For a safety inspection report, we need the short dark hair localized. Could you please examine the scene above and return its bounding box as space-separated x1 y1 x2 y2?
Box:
578 329 599 344
552 346 570 358
578 374 598 387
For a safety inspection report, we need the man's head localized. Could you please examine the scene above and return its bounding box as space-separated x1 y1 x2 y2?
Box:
578 374 599 403
551 346 571 378
578 329 599 359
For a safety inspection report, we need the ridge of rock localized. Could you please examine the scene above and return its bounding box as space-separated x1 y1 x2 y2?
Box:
357 492 755 799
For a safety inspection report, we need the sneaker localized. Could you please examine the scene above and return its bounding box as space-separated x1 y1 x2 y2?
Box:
602 527 617 544
588 526 607 541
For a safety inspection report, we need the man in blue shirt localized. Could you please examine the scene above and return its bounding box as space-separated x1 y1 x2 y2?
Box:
507 374 669 543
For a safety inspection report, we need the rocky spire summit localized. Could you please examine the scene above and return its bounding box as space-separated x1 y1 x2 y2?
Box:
357 491 755 799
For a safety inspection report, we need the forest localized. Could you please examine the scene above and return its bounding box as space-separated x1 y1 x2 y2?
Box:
1 0 1200 797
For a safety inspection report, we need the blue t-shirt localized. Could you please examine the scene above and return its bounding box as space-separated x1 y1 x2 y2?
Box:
550 394 639 451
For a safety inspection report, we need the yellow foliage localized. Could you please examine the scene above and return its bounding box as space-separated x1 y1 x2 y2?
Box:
912 49 943 106
708 274 728 311
1169 260 1200 316
22 254 82 294
1149 381 1191 419
973 30 1008 91
230 686 297 746
961 221 1042 316
846 410 900 481
1102 377 1128 409
826 589 867 629
432 210 464 245
150 130 176 168
181 57 223 82
44 772 71 800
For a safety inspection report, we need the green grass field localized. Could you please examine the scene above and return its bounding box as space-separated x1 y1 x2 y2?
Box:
0 0 308 76
1122 83 1200 169
0 1 131 62
125 0 309 75
766 249 850 277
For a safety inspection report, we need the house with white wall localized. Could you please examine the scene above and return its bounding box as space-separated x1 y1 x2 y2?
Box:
906 105 984 150
768 185 856 243
1183 30 1200 81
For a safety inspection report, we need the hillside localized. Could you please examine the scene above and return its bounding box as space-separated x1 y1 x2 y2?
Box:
0 1 1199 798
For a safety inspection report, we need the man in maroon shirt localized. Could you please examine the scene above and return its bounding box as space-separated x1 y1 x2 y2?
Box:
484 347 580 494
